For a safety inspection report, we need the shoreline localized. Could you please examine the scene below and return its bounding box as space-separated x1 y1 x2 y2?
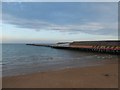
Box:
2 63 118 88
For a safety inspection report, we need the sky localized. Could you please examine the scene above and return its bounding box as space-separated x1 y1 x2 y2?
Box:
1 2 118 43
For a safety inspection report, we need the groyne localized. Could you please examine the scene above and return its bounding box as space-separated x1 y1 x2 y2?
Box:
26 40 120 54
26 44 51 47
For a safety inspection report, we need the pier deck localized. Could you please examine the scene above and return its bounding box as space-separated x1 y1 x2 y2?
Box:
26 40 120 54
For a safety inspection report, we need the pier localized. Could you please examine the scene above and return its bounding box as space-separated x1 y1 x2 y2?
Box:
26 44 51 47
26 40 120 54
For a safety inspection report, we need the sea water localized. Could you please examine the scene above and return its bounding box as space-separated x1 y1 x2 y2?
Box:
2 44 118 77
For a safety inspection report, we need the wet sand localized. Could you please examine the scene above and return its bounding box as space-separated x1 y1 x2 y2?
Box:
2 64 118 88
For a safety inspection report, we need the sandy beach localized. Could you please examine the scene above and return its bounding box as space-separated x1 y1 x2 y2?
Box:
2 63 118 88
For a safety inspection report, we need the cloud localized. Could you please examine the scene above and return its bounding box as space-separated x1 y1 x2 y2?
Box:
2 13 118 36
2 0 120 2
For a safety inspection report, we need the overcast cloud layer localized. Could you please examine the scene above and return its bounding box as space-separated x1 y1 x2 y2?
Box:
2 2 118 36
